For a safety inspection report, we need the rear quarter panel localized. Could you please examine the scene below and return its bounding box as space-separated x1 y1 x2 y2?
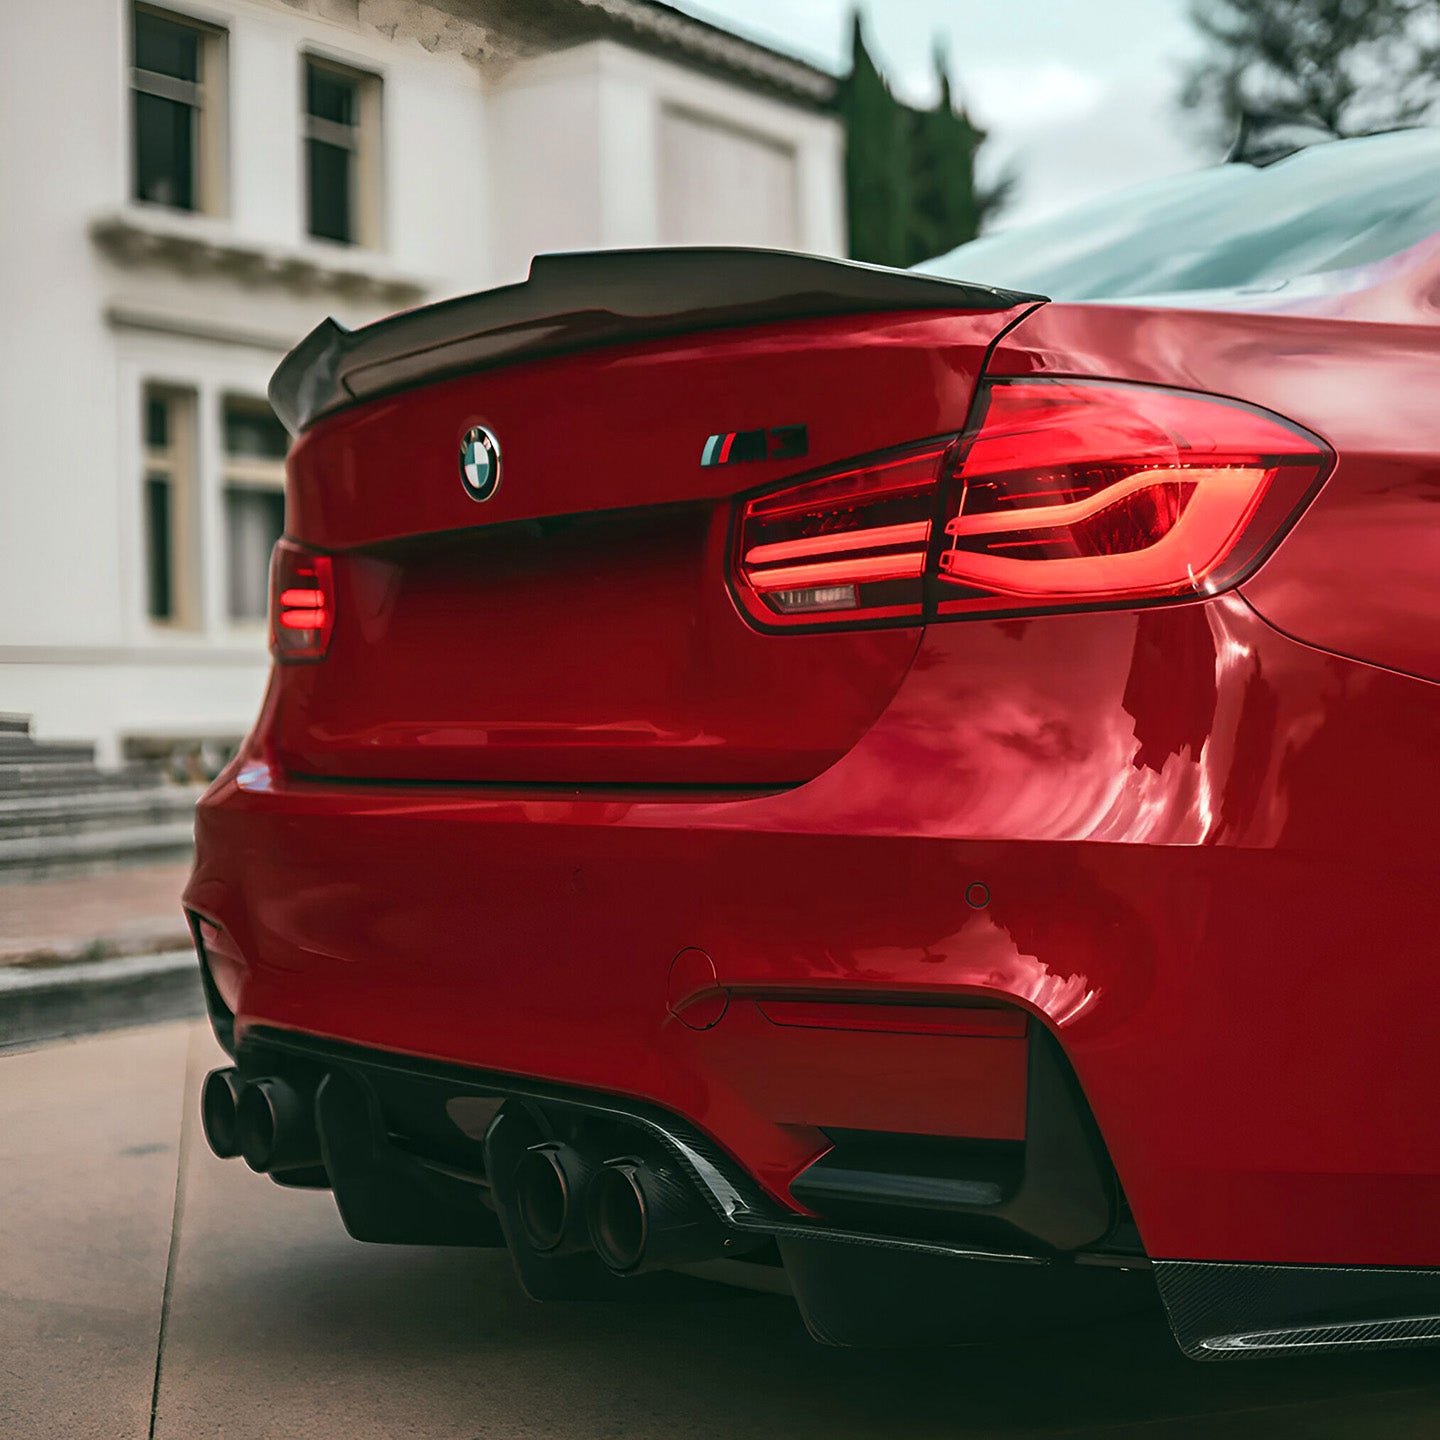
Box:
988 278 1440 683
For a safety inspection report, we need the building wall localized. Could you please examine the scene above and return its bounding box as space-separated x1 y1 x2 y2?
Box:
488 40 844 283
0 0 843 763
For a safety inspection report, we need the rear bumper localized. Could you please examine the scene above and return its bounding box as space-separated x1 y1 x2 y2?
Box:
189 805 1044 1220
186 591 1440 1271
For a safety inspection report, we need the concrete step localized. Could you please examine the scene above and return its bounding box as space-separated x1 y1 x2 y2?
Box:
0 821 196 882
0 762 167 796
0 786 201 840
0 949 202 1048
0 717 199 876
0 740 101 766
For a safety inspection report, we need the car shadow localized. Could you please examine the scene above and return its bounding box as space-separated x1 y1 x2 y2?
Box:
158 1209 1440 1440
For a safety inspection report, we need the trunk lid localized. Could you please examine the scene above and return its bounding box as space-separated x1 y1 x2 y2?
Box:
271 252 1037 787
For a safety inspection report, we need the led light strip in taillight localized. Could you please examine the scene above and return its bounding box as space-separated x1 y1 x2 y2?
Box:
732 444 951 626
933 378 1327 618
270 539 335 661
940 466 1267 597
729 379 1330 631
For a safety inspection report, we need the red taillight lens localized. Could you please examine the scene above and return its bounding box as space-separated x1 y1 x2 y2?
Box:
729 379 1328 631
936 379 1327 616
732 442 950 627
270 539 334 661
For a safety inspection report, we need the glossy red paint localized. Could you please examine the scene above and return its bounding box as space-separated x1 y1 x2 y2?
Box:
987 237 1440 682
274 308 1026 786
284 309 1020 551
188 236 1440 1274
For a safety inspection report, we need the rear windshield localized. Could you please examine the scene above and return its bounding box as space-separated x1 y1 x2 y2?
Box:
918 129 1440 300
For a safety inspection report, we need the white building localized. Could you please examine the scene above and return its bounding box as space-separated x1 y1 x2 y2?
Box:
0 0 844 766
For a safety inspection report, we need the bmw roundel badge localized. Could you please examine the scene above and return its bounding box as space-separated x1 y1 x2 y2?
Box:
459 425 501 502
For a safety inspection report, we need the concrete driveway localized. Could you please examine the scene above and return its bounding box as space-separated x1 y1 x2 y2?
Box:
4 1019 1440 1440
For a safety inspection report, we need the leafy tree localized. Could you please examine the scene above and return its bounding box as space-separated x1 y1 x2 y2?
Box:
1180 0 1440 150
837 17 1009 266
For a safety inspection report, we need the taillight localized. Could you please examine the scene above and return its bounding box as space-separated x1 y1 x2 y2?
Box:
935 379 1328 618
270 539 334 661
729 379 1328 630
732 441 950 628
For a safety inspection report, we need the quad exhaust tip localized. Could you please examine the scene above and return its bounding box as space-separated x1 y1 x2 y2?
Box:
205 1075 738 1277
236 1076 320 1174
496 1113 737 1276
513 1141 595 1256
201 1068 320 1175
587 1162 650 1273
586 1152 732 1276
200 1067 245 1160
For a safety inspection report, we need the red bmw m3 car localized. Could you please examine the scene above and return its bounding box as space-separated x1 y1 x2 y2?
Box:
189 129 1440 1359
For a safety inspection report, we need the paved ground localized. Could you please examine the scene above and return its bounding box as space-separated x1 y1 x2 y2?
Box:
0 861 190 965
5 1020 1440 1440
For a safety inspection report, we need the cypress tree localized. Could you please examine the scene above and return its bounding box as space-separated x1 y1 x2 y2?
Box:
838 18 1011 267
835 13 910 266
907 50 980 264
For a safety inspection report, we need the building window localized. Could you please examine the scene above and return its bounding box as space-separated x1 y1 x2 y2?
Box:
143 387 198 627
222 400 288 622
304 57 381 246
131 6 225 213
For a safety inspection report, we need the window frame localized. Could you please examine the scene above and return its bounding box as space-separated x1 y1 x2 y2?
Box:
130 3 228 217
301 52 384 249
220 396 289 627
141 385 201 631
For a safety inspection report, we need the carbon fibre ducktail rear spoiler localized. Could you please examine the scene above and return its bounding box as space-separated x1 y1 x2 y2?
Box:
268 247 1045 435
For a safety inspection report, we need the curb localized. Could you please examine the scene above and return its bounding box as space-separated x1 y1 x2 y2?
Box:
0 930 193 969
0 949 202 1050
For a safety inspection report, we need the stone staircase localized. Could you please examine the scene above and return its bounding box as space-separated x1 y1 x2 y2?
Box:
0 714 202 882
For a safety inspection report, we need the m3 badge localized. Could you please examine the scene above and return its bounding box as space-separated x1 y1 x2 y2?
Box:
701 424 808 467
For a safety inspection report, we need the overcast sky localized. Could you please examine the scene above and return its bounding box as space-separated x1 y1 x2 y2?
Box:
672 0 1214 229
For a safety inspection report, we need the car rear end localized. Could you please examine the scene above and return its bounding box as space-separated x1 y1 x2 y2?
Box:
188 239 1440 1358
